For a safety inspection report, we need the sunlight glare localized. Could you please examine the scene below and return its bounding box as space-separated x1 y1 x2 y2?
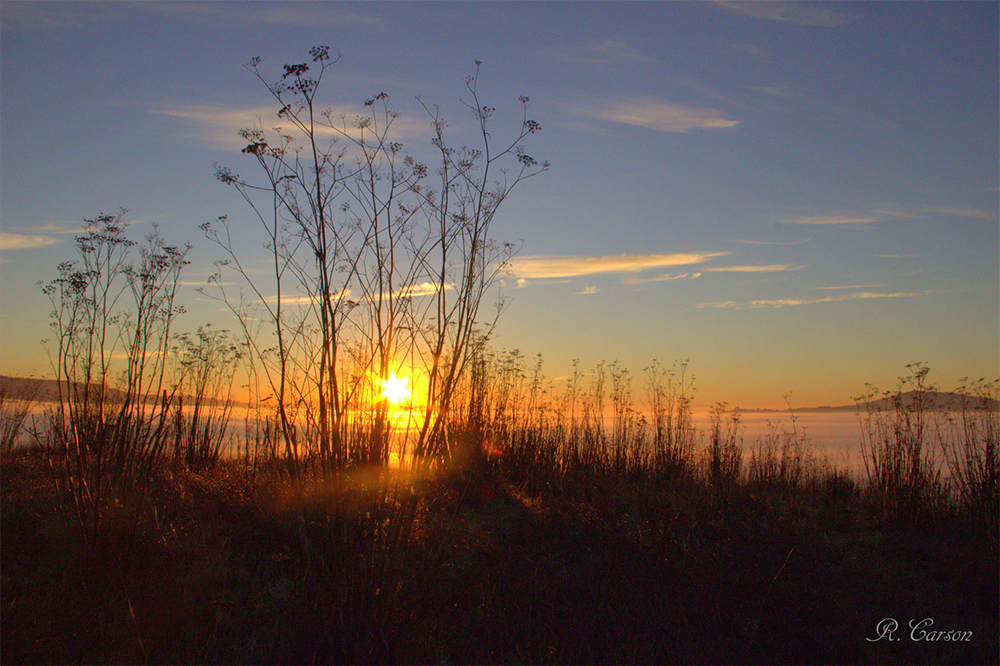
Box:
381 372 411 404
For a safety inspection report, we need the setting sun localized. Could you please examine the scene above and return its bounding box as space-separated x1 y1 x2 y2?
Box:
380 372 411 404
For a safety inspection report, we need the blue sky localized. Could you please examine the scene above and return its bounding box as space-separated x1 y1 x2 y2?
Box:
1 1 997 408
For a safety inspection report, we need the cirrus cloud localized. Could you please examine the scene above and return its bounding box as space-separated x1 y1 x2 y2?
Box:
697 290 926 310
711 1 859 28
786 214 880 226
509 252 729 280
929 206 993 219
703 264 804 273
0 232 61 251
152 103 430 150
575 98 739 133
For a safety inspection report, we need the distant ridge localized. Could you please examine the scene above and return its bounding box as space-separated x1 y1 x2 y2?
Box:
0 375 237 408
0 375 66 402
5 376 995 415
738 390 1000 414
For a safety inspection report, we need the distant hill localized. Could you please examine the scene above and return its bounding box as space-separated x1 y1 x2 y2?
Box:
739 390 1000 414
0 375 237 408
0 375 65 402
5 376 995 416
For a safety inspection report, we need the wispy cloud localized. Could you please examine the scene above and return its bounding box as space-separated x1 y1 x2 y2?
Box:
4 2 383 31
0 232 62 251
22 223 85 235
703 264 804 273
816 283 883 291
711 1 859 28
623 272 702 285
577 286 598 295
622 264 800 286
510 252 728 279
733 238 811 246
754 85 802 103
872 208 915 219
1 2 124 29
153 104 289 150
786 214 880 226
697 290 925 310
394 282 451 299
557 38 656 64
575 98 739 133
929 206 994 219
149 2 384 29
262 281 451 306
595 38 655 61
152 103 429 150
731 41 771 62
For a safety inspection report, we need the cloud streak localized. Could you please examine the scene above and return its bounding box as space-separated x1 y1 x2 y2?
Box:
510 252 728 279
150 2 383 29
1 2 124 29
786 214 880 226
702 264 803 273
711 1 859 27
559 38 657 64
0 232 61 251
733 238 811 246
576 98 739 133
929 206 994 219
152 103 429 150
871 208 915 219
623 264 801 285
624 272 703 285
594 38 655 62
262 281 451 306
697 290 925 310
815 283 883 291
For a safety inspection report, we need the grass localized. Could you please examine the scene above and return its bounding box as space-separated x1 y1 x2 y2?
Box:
3 399 998 664
1 356 997 664
0 378 40 453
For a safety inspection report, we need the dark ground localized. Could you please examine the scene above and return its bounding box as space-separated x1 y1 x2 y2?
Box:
2 448 997 665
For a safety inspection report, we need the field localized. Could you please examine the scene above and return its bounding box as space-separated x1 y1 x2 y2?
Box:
2 374 997 665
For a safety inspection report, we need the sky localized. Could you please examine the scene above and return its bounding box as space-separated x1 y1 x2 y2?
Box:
1 0 997 410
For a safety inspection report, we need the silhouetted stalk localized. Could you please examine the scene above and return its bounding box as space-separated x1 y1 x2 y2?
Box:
857 363 945 522
40 212 189 544
708 401 743 489
942 377 999 534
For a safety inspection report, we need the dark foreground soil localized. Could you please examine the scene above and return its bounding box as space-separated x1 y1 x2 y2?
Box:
2 449 997 665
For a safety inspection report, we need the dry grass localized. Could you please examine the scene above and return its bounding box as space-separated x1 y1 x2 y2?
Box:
3 431 997 665
3 353 996 664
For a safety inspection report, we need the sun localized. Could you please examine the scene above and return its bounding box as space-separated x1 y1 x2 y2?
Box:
380 372 411 404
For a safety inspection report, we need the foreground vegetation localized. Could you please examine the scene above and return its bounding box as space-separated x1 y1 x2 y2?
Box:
1 365 997 664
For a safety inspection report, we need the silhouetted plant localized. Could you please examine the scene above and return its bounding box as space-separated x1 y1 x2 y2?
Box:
200 47 547 657
708 401 743 489
645 358 698 481
941 376 998 538
40 210 190 543
171 325 243 469
856 363 947 522
203 50 546 473
747 399 812 491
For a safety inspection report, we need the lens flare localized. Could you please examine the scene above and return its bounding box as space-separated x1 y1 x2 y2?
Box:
380 372 411 404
